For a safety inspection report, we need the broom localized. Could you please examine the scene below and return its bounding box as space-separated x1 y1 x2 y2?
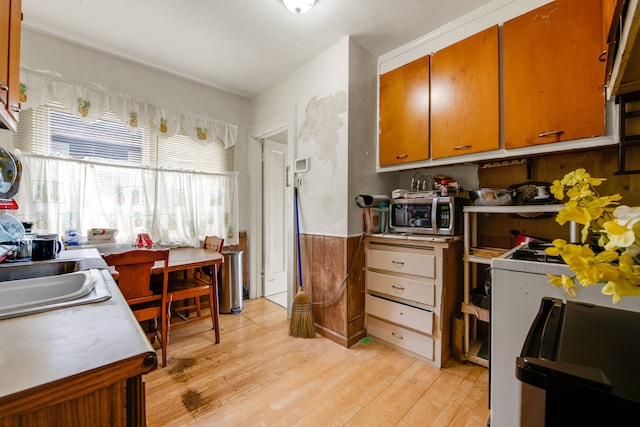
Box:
289 187 315 338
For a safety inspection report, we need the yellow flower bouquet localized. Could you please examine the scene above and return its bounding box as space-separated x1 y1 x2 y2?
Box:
545 169 640 303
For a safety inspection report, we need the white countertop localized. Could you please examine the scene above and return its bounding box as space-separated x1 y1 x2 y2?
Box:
368 232 463 243
0 249 156 400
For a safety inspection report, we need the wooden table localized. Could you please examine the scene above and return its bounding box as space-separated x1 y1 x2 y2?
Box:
151 247 223 274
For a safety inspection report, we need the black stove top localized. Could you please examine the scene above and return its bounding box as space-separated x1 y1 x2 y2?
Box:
511 242 565 264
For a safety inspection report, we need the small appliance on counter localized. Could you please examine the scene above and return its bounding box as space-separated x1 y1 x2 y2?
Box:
355 194 390 234
87 228 118 244
0 147 21 209
389 196 468 236
63 229 82 247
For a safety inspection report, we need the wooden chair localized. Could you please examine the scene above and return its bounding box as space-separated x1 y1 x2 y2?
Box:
167 236 223 343
103 249 171 367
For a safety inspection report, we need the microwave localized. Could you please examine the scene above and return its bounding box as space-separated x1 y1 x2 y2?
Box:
389 196 467 235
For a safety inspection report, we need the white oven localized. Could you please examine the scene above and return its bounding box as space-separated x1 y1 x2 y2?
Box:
489 248 640 427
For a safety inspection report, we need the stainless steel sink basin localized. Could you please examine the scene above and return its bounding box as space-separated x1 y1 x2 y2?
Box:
0 261 112 320
0 260 80 282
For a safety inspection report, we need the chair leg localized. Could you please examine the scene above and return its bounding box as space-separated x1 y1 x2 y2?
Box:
210 268 220 343
149 318 158 343
195 296 202 317
161 297 172 367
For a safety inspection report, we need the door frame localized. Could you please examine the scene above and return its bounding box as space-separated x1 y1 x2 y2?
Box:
249 111 296 317
263 137 288 299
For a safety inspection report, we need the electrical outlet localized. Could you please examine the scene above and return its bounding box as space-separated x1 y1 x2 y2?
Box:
296 176 303 189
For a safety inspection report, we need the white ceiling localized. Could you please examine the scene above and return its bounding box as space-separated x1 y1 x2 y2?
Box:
21 0 494 98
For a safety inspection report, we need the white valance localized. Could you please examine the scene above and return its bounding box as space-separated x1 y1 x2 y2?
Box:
18 64 238 149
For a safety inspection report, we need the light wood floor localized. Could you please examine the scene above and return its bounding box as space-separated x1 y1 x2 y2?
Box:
145 298 490 426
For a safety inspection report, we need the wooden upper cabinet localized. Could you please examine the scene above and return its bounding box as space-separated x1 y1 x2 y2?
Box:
504 0 606 149
431 25 499 159
0 0 21 132
378 55 429 167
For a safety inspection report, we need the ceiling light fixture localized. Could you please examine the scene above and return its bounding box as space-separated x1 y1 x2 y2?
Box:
282 0 317 15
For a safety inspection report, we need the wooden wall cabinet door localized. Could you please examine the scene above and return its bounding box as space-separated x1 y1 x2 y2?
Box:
378 55 429 167
0 0 21 132
431 25 499 159
504 0 606 149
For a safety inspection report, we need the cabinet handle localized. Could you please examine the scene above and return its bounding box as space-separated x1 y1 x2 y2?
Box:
392 285 405 291
391 260 405 266
395 154 408 160
10 104 20 113
454 145 471 151
0 82 7 91
391 332 404 340
599 50 607 62
538 130 564 137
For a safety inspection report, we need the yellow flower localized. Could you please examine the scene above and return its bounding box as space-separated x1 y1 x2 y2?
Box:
560 168 589 186
547 273 579 297
555 201 596 243
550 169 640 303
561 245 618 287
545 239 567 256
602 279 640 303
601 254 640 303
566 183 594 201
615 205 640 228
550 179 564 200
602 220 635 250
556 200 592 225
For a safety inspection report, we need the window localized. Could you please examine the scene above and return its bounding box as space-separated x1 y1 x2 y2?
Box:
50 110 146 162
15 103 233 173
11 104 238 246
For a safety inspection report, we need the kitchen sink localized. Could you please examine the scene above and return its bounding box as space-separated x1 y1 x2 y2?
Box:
0 257 109 282
0 259 112 320
0 260 80 282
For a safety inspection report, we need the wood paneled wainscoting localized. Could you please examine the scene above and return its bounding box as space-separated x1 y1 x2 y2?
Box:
300 233 366 347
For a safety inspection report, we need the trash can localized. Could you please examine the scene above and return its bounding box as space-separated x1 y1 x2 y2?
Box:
218 249 243 314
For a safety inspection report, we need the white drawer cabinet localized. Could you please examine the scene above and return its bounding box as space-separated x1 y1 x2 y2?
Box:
366 248 436 278
366 316 434 361
366 294 433 334
366 270 435 307
364 236 462 368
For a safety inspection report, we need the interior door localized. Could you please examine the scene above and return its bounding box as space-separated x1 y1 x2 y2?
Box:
263 138 287 300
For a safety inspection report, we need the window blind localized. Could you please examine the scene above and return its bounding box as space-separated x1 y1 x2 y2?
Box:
14 103 233 174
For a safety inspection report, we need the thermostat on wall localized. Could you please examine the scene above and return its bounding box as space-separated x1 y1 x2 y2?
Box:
294 158 308 173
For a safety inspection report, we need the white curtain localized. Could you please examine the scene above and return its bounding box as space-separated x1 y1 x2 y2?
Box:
13 153 239 247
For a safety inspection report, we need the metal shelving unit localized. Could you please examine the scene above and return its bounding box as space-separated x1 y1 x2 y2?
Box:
461 204 571 368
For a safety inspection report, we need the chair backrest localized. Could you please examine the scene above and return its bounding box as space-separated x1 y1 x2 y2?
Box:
103 249 170 304
201 236 224 277
203 236 224 253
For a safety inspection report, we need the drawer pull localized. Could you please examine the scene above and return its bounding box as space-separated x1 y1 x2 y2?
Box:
391 260 405 266
599 50 607 62
392 285 405 291
0 82 7 91
454 144 472 151
391 332 404 340
395 154 409 160
538 130 564 137
10 104 20 113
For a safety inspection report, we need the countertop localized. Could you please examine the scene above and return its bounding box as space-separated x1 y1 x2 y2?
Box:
367 232 463 243
0 248 156 400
